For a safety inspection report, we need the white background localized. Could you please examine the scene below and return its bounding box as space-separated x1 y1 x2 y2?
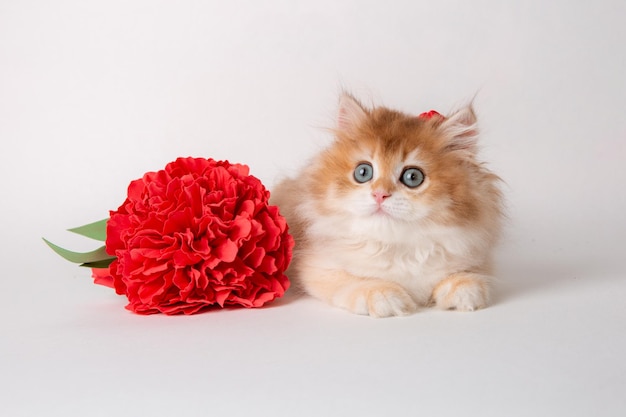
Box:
1 1 625 416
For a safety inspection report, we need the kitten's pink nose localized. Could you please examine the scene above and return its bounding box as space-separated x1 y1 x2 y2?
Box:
373 191 391 205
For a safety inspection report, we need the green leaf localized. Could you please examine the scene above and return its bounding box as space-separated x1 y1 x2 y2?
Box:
80 258 115 268
43 239 115 265
68 219 108 241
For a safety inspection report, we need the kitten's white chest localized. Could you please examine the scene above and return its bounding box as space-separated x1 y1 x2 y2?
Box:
308 231 451 295
301 212 486 302
325 239 440 274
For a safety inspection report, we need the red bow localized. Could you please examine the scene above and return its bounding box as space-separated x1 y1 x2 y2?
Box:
418 110 444 120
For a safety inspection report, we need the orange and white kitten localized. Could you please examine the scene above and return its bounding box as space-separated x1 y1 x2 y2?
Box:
271 94 503 317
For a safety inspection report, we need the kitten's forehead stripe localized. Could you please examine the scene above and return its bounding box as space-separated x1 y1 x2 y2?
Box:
366 108 442 158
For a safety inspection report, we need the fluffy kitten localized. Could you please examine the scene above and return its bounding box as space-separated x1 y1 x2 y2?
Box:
271 93 503 317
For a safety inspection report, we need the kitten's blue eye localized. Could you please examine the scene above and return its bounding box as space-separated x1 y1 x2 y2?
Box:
354 163 374 183
400 167 424 188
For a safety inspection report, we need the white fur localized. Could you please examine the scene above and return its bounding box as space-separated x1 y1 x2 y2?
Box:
295 195 491 306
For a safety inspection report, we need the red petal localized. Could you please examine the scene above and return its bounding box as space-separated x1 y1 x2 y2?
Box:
215 239 238 263
91 268 114 288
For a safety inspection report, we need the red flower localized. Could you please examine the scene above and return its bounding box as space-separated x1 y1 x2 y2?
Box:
99 157 293 315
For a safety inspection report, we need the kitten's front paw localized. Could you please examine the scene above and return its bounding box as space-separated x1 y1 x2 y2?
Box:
335 281 418 318
431 273 490 312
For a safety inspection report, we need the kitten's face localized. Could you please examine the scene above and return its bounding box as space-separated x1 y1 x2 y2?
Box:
335 144 435 222
309 95 489 227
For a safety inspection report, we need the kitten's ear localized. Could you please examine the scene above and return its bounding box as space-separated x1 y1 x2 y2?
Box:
440 105 479 155
337 93 368 135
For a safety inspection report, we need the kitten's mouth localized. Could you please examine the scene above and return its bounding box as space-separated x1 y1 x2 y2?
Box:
373 205 392 217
